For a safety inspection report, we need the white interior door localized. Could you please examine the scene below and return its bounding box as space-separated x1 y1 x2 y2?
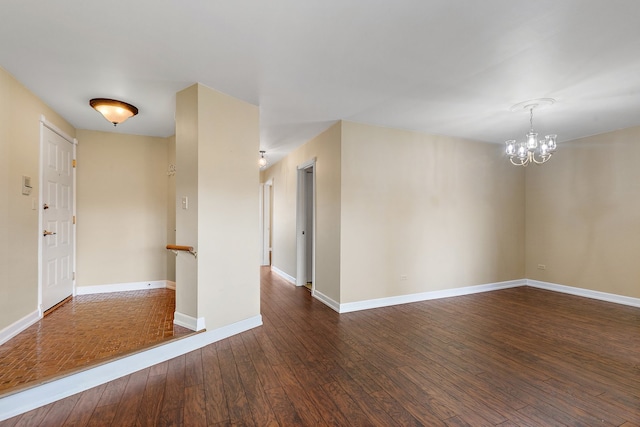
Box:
296 158 316 289
41 125 75 312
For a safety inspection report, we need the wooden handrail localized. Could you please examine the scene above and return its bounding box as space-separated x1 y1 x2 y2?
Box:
166 244 194 252
166 244 197 258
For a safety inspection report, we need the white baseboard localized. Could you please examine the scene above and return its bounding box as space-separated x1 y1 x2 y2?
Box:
0 314 263 422
312 290 341 312
333 278 638 313
166 280 176 290
338 279 526 313
174 311 206 331
527 279 640 308
75 280 171 295
0 310 41 346
270 265 296 284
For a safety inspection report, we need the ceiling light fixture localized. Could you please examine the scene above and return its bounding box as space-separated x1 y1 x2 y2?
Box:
89 98 138 126
258 151 268 168
505 99 557 166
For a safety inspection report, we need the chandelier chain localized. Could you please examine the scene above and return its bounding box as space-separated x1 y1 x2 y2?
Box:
530 107 534 132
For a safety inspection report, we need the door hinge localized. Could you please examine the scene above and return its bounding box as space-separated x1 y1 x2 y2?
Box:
72 159 77 168
73 215 76 224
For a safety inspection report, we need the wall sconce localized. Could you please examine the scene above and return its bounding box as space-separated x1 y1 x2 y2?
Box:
90 98 138 126
258 151 268 168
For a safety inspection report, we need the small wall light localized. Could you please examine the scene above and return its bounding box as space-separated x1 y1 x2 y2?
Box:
90 98 138 126
258 151 268 168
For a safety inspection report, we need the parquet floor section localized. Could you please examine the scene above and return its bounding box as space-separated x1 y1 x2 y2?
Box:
0 288 191 395
2 268 639 426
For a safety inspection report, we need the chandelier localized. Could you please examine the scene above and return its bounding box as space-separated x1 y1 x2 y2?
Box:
505 99 557 166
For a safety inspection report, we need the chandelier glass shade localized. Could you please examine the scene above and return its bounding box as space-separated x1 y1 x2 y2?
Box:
90 98 138 126
505 102 557 166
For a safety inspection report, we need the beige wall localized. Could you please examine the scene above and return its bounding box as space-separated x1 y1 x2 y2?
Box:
166 135 176 281
175 85 199 319
264 121 524 306
176 83 261 330
0 66 75 330
261 122 342 301
340 122 525 303
196 84 260 329
526 126 640 298
75 130 170 287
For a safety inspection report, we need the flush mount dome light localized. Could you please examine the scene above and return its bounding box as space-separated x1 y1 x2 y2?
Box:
89 98 138 126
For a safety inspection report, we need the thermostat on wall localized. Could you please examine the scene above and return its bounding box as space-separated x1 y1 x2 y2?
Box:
22 175 32 195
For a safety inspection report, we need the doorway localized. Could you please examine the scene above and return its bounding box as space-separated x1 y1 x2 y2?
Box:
260 179 273 266
40 120 76 314
296 159 315 292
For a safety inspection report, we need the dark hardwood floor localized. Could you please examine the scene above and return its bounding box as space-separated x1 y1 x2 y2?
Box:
2 267 639 426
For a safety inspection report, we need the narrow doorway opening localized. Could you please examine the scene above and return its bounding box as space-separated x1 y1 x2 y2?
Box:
260 179 273 266
296 159 315 292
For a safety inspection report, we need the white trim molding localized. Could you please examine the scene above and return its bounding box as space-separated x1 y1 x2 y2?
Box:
166 280 176 290
174 311 206 331
271 265 296 284
339 279 526 313
76 280 170 295
0 314 262 422
312 290 341 312
0 310 41 346
526 279 640 308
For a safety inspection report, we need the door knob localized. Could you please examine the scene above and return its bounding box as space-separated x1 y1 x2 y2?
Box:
43 230 57 236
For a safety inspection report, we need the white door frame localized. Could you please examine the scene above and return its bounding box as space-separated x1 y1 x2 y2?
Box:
39 115 77 316
296 158 316 291
260 178 273 266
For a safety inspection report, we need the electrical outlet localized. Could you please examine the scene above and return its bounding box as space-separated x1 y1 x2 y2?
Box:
537 264 546 270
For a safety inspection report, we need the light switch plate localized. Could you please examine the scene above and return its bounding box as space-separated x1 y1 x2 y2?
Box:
22 175 32 195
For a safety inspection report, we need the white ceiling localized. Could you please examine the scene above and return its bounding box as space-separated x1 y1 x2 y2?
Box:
2 0 640 165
